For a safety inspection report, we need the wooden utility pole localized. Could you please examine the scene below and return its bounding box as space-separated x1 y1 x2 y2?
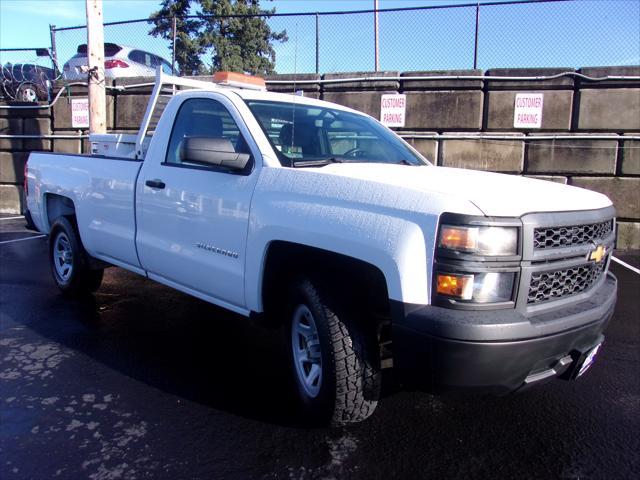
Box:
86 0 106 134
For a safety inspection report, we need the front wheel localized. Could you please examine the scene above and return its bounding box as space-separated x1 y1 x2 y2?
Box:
286 277 381 425
49 217 103 295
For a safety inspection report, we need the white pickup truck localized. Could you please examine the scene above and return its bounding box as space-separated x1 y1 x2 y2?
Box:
25 69 617 425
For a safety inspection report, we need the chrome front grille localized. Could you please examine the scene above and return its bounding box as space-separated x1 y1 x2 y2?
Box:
533 219 613 250
527 259 607 304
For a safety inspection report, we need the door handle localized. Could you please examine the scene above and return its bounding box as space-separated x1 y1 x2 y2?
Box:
145 179 166 189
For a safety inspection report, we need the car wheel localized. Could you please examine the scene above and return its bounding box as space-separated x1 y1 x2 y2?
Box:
49 217 103 295
286 277 381 425
16 83 39 103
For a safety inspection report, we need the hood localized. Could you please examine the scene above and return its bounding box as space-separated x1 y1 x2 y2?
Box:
318 164 612 217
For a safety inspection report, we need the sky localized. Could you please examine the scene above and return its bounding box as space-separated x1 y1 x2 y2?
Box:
1 0 639 73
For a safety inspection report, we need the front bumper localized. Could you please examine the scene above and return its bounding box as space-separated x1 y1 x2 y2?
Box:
392 272 617 393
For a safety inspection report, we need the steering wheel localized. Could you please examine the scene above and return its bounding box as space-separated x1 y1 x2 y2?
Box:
342 147 368 158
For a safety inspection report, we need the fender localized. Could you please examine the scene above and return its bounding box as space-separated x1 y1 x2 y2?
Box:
244 167 482 311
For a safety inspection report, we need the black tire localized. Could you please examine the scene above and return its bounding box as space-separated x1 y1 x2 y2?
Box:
49 216 103 295
16 82 39 103
285 277 381 426
24 209 36 231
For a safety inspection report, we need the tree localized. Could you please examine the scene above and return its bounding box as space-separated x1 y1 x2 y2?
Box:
150 0 287 76
150 0 207 75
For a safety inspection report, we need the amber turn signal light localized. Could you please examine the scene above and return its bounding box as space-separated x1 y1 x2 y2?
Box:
436 273 474 300
439 226 477 251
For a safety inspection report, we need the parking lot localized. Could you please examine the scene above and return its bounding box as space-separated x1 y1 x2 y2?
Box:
1 214 638 479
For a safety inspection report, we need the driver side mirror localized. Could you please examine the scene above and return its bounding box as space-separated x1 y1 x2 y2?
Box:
180 136 250 171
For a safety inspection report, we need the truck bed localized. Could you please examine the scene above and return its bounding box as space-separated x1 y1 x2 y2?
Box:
26 151 144 273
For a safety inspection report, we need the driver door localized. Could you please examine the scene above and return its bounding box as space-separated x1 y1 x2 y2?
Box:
136 96 258 311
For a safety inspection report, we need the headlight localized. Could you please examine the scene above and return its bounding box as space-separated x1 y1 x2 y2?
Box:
439 225 518 256
436 271 515 303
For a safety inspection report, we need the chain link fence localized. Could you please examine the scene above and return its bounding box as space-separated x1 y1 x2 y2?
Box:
9 0 640 83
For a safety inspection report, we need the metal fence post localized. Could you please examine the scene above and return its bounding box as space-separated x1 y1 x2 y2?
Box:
374 0 380 71
315 13 320 74
473 2 480 69
172 16 177 75
49 24 59 75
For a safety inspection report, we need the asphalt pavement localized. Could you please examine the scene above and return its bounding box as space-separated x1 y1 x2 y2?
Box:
1 215 638 479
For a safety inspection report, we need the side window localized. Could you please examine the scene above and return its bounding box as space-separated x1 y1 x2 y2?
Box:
165 98 251 167
129 50 152 67
161 60 173 75
128 50 144 64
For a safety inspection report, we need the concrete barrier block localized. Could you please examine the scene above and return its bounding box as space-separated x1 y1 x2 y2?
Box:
0 102 50 119
297 92 320 100
0 151 28 183
53 131 83 154
524 175 568 184
526 133 618 174
52 98 73 130
322 71 399 91
24 118 51 151
265 74 321 93
0 184 23 214
570 177 639 219
621 134 640 175
485 67 575 90
113 76 155 94
51 81 89 98
0 117 23 150
577 89 640 131
616 221 640 250
440 133 524 173
51 79 114 96
404 91 483 130
53 95 114 130
402 134 438 163
322 91 393 118
578 66 640 88
115 94 150 129
486 90 573 131
400 70 483 90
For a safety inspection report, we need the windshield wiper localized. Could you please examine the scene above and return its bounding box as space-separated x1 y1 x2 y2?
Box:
292 157 357 168
292 158 418 168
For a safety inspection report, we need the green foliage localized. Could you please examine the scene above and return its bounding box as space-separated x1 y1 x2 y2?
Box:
149 0 287 76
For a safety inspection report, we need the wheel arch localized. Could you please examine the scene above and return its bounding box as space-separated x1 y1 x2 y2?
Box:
45 193 76 231
257 241 391 326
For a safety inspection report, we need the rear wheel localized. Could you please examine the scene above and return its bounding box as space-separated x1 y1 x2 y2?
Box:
286 277 381 425
49 217 103 295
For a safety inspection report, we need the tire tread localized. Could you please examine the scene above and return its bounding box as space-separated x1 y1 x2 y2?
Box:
299 278 380 425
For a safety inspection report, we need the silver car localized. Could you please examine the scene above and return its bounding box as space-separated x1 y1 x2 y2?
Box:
63 43 173 80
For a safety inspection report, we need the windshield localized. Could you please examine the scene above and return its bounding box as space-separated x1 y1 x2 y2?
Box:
245 100 428 167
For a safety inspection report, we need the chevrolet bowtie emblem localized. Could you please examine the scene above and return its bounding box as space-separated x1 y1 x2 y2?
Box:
588 245 607 263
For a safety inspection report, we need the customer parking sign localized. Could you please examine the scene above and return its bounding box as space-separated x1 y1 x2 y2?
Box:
514 93 544 128
380 94 406 127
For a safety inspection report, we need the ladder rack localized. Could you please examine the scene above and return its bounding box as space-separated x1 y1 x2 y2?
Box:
135 67 221 159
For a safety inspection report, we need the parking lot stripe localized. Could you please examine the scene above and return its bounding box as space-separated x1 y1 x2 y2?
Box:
0 216 25 221
0 235 46 245
611 256 640 275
